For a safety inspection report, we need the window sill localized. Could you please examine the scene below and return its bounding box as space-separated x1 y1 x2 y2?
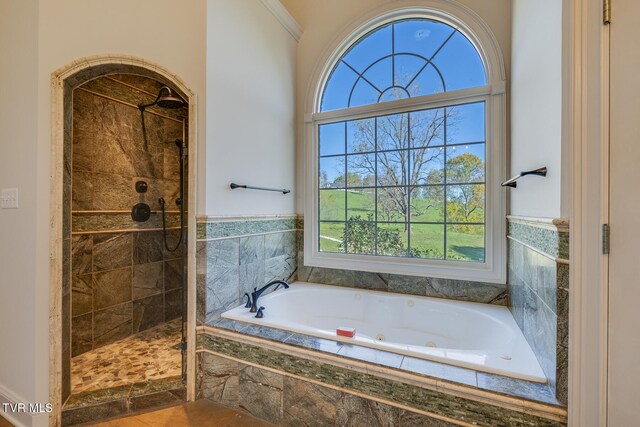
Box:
304 247 506 284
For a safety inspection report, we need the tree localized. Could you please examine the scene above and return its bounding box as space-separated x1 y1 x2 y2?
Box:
348 108 452 228
340 214 406 256
319 170 329 188
446 153 484 227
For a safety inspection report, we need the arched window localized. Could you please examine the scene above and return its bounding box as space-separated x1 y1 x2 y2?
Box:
305 7 506 283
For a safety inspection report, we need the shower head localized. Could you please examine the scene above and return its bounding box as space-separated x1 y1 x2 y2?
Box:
138 86 185 111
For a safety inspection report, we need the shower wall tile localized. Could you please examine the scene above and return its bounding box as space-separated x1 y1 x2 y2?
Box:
94 302 132 348
133 230 164 264
133 294 164 333
92 172 133 210
164 259 183 292
72 212 181 233
72 274 93 317
71 313 92 358
71 235 92 275
72 170 94 210
92 233 132 272
164 229 183 259
164 289 183 322
93 267 132 311
132 262 164 300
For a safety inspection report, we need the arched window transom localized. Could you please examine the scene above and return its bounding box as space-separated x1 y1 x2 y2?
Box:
321 19 487 112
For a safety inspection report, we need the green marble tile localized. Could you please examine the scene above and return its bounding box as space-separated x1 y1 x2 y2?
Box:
62 400 127 427
64 385 132 409
129 376 184 397
73 212 180 233
196 218 301 240
197 334 565 427
508 221 569 260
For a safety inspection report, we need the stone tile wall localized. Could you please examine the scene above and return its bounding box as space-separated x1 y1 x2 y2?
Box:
196 218 299 325
197 352 457 427
70 230 183 356
507 217 569 405
69 75 188 357
196 336 566 427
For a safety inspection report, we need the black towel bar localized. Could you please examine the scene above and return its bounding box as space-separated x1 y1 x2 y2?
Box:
501 167 547 188
230 183 290 194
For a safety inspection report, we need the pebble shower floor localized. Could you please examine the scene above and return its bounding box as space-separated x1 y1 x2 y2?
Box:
70 319 182 394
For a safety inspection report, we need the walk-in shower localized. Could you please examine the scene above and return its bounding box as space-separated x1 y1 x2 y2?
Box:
64 73 190 422
138 85 189 381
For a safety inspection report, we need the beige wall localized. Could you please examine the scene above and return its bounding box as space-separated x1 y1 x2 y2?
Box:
0 1 298 423
206 0 297 216
280 0 512 213
1 0 206 425
510 0 568 218
0 2 41 425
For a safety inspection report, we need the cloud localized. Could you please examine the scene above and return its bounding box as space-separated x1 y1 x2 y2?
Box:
414 29 431 40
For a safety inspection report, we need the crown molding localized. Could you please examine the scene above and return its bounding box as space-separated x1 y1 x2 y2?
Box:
259 0 303 42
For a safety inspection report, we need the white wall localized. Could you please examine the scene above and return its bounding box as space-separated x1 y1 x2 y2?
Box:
280 0 512 214
0 2 41 426
206 0 297 216
510 0 567 219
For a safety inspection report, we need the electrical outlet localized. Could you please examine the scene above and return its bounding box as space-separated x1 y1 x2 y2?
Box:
1 188 19 209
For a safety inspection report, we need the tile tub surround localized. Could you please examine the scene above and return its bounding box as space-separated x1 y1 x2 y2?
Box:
196 327 567 427
196 216 300 325
507 216 569 405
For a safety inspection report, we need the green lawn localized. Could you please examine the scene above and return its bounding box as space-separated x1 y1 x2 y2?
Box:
319 189 484 261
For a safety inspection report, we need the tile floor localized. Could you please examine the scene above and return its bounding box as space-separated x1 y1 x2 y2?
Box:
0 415 14 427
71 320 182 394
85 400 275 427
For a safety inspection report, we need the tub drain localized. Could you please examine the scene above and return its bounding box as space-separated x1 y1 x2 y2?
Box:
426 341 437 348
500 355 512 360
376 334 385 341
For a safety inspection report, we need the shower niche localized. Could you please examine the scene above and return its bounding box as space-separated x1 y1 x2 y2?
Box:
64 73 189 418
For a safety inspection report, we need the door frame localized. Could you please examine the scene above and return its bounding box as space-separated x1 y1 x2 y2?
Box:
568 0 610 425
48 55 199 427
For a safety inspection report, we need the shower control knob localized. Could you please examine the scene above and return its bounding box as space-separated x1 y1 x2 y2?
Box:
135 181 148 193
131 203 151 222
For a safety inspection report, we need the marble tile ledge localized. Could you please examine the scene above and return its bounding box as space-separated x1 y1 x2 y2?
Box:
196 323 566 418
197 329 567 427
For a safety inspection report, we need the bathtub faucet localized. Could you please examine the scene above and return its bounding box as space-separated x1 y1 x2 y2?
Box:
250 280 289 313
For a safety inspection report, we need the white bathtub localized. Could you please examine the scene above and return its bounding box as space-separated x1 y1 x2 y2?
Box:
221 282 546 382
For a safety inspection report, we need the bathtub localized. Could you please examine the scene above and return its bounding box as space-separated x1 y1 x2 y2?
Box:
221 282 546 382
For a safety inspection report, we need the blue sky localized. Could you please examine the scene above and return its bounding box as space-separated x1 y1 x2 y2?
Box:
321 19 487 112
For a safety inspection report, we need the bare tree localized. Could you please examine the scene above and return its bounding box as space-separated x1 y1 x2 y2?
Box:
348 107 452 227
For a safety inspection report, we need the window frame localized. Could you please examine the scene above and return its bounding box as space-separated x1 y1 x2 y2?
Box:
304 4 507 284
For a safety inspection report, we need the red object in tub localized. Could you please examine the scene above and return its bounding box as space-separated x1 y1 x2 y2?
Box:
336 327 356 338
